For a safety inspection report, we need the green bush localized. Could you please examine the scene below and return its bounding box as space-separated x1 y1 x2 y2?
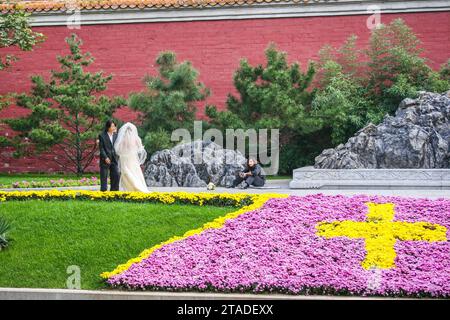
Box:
311 62 377 145
315 19 450 118
278 129 332 174
311 18 450 150
440 59 450 82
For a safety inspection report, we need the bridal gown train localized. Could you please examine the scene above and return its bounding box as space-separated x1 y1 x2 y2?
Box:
114 122 149 193
118 153 148 192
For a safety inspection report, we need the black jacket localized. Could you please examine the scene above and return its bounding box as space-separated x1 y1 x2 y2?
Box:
243 163 266 180
98 131 118 165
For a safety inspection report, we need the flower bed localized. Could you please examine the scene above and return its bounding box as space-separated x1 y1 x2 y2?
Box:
2 190 447 297
0 177 100 189
0 190 260 207
104 194 449 297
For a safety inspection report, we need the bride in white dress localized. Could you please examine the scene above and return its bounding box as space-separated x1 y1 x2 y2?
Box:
114 122 149 192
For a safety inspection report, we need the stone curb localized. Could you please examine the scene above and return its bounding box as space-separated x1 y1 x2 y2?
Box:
0 288 420 300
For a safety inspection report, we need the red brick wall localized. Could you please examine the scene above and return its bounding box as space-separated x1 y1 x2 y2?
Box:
1 12 449 173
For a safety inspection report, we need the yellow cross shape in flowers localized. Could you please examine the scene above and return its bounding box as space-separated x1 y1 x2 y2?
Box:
316 202 447 269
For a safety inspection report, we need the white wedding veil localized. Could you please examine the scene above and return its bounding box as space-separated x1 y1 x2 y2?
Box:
114 122 147 165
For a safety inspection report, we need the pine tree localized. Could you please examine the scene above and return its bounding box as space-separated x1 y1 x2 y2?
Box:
4 34 124 174
207 43 316 134
128 51 210 155
206 43 317 173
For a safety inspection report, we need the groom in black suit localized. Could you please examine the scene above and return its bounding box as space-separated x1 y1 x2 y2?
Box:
98 119 120 192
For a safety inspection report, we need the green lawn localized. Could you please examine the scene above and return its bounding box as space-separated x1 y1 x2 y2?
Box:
0 200 233 290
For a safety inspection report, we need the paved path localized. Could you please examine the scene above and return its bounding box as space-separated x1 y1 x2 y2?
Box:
1 179 449 199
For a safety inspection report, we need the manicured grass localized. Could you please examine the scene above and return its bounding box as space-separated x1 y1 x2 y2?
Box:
0 200 233 290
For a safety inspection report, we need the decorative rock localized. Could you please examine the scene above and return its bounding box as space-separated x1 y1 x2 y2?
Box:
144 141 247 187
314 92 450 169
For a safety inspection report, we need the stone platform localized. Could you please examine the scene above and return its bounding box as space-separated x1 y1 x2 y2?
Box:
289 167 450 190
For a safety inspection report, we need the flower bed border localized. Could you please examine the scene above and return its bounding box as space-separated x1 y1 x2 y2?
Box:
0 190 260 207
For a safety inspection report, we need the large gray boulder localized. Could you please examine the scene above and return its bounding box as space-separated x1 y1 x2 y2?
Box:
314 91 450 169
144 141 247 187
